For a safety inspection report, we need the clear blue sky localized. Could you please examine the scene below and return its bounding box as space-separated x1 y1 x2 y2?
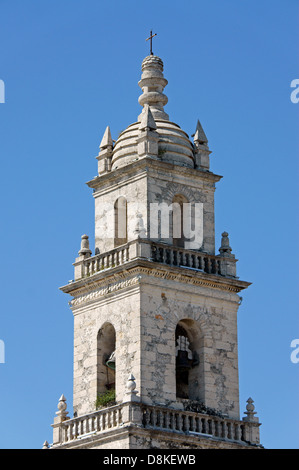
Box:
0 0 298 449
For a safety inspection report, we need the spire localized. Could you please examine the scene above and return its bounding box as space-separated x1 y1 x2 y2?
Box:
193 119 208 145
139 104 157 131
100 126 113 150
97 126 113 175
138 55 169 121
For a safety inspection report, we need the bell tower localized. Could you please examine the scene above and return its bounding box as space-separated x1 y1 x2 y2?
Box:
47 51 262 450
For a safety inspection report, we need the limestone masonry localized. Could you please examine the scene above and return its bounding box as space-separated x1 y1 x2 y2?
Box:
44 51 262 449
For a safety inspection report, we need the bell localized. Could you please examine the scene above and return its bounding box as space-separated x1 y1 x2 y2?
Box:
106 351 116 370
176 350 191 370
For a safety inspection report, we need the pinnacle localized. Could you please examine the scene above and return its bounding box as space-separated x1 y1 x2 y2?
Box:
100 126 113 149
139 105 157 131
194 119 208 144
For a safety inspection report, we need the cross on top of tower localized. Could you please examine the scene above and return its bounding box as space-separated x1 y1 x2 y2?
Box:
146 30 157 55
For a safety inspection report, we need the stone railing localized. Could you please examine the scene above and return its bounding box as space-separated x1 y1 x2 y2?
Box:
58 404 123 444
50 400 260 448
150 242 223 275
73 239 237 281
142 404 253 443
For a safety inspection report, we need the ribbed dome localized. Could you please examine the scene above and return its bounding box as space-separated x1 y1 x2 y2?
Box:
109 55 195 170
111 120 194 170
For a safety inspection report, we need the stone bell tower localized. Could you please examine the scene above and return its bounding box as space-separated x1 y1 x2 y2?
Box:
46 51 262 450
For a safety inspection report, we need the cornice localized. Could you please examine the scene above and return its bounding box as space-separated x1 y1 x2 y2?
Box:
86 158 222 193
61 259 251 308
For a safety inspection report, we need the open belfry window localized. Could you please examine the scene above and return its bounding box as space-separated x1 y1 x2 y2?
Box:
175 320 200 400
114 197 127 247
97 323 116 394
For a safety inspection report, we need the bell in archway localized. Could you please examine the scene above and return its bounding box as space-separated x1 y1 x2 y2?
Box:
106 351 116 370
176 350 191 370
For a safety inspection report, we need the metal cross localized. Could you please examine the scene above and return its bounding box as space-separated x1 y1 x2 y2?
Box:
146 30 157 55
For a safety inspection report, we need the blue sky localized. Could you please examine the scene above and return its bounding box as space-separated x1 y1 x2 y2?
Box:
0 0 298 449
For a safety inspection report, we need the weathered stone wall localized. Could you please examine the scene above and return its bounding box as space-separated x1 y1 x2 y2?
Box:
147 167 216 254
92 159 219 257
139 273 240 419
71 266 240 420
72 281 141 417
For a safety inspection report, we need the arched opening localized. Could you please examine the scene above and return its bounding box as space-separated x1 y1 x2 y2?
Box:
114 197 127 247
172 194 188 248
97 322 116 396
175 319 202 401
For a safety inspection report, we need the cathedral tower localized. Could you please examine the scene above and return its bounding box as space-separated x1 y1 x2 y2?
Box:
46 50 262 450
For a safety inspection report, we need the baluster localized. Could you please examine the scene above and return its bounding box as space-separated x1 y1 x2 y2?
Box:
165 411 170 430
210 419 216 437
99 412 104 431
90 416 95 432
152 409 157 427
168 412 174 430
72 421 77 439
103 412 107 430
196 417 202 433
199 255 204 270
143 408 149 426
185 253 192 268
66 424 71 441
177 413 183 432
85 261 90 277
224 422 229 439
217 258 221 274
62 424 68 443
214 419 220 437
184 414 190 433
240 424 245 442
235 424 241 441
189 415 195 432
82 417 87 435
158 410 163 428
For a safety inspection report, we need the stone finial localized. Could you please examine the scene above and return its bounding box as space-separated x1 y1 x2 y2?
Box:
219 231 234 258
193 119 208 146
78 234 92 257
138 55 169 121
243 397 259 423
56 394 68 418
139 105 157 131
126 374 137 392
100 126 113 150
51 395 69 445
123 374 140 403
42 440 49 449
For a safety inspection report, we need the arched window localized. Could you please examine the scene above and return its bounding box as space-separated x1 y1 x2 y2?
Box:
97 322 116 395
175 320 202 400
172 194 188 248
114 197 127 247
